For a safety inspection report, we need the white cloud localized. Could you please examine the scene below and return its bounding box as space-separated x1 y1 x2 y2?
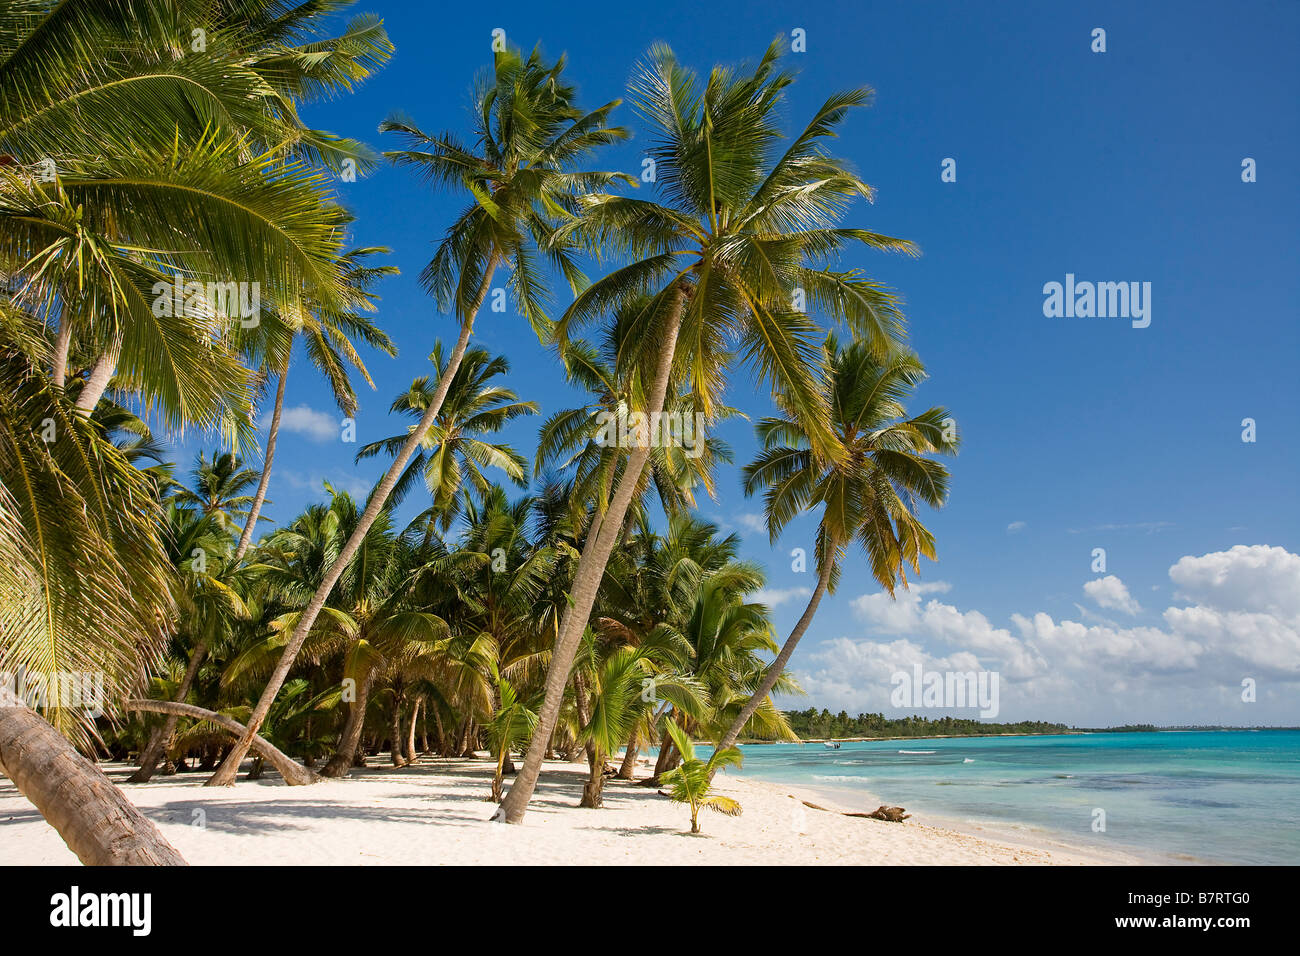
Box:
1007 520 1026 533
279 469 370 501
913 581 953 595
795 545 1300 724
752 586 812 609
279 404 338 442
1169 544 1300 618
736 512 769 535
851 584 1044 678
1084 574 1141 615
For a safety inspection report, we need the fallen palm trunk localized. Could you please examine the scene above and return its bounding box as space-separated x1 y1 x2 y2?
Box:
128 639 209 783
864 805 911 822
793 795 911 823
126 700 318 786
0 704 187 865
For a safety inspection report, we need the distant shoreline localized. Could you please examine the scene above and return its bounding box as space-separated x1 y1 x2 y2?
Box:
743 731 1082 745
739 726 1298 745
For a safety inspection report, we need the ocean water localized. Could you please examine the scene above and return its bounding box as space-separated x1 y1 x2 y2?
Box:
724 730 1300 865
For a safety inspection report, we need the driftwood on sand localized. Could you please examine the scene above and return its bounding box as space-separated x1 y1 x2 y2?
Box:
859 805 911 822
793 795 911 823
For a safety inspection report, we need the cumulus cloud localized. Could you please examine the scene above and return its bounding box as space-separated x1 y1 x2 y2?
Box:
1007 521 1026 533
795 545 1300 724
1084 574 1141 615
1169 545 1300 618
736 513 769 535
279 404 338 442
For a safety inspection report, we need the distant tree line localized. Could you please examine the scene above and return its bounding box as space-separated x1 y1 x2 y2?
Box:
780 709 1070 740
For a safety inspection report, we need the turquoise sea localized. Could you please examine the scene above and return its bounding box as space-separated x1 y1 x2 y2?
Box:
725 730 1300 865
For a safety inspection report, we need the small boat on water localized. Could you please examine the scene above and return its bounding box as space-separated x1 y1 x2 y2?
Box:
823 741 841 750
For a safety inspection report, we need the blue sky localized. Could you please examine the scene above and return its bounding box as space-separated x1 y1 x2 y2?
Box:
173 0 1300 726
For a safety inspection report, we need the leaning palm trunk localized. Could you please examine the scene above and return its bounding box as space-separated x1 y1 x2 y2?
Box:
127 700 318 785
716 558 834 752
319 667 375 777
127 639 209 783
233 365 289 562
499 288 686 823
75 336 121 413
51 322 73 388
206 261 497 786
643 725 680 786
404 698 420 764
616 731 639 779
0 704 187 865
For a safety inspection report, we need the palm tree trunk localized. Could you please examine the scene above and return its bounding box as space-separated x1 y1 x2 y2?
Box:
51 321 73 388
645 725 679 786
205 259 498 786
126 700 318 785
0 705 187 865
492 743 508 801
404 697 420 764
127 639 209 783
431 705 446 755
716 557 834 752
460 720 478 758
75 336 121 413
232 364 288 562
319 667 375 777
499 284 687 823
572 673 596 767
580 747 605 808
389 696 407 767
616 730 639 780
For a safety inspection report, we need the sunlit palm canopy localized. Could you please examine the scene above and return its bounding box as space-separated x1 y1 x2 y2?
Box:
355 344 537 528
380 44 633 338
743 333 958 594
553 39 918 462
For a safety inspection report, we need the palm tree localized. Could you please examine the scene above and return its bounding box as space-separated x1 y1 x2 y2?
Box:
501 39 916 822
129 251 398 782
173 451 261 530
0 316 183 863
243 489 445 778
355 344 536 530
635 556 800 785
0 0 393 422
715 335 957 752
486 664 538 801
536 301 737 527
206 46 629 785
232 247 398 563
448 488 556 769
0 3 392 430
574 626 705 808
659 718 742 833
128 498 249 783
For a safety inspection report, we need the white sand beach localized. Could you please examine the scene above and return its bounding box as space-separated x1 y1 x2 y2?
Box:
0 756 1139 866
